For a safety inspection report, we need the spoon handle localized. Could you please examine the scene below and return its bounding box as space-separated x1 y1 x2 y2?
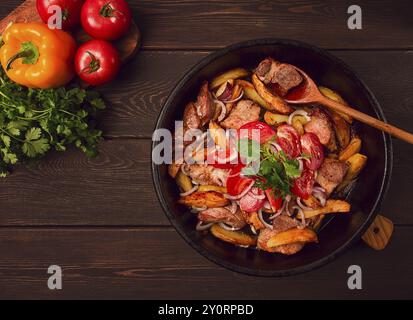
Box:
318 95 413 144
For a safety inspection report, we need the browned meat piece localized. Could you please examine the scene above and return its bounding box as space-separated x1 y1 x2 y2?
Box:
195 81 215 127
186 164 229 186
198 207 246 228
257 215 304 255
316 158 349 195
220 100 260 129
304 108 337 150
255 58 303 96
255 58 274 84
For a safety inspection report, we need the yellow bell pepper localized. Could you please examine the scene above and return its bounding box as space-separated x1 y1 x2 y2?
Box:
0 23 76 89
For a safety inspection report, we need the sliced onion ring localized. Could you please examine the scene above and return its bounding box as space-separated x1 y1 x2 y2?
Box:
258 209 273 230
224 179 255 200
180 185 198 196
288 109 311 125
222 90 244 104
196 221 214 231
296 197 312 211
219 222 242 231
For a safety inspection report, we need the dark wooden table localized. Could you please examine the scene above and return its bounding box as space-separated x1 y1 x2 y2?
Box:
0 0 412 299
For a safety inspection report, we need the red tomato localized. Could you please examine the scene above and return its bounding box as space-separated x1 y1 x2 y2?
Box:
208 144 239 169
238 121 276 144
226 163 254 196
276 124 301 158
81 0 132 40
36 0 84 30
239 188 265 213
265 188 283 212
291 169 315 200
75 40 120 86
300 132 324 170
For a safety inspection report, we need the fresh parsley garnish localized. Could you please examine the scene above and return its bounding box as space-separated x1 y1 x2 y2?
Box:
0 68 105 176
242 142 301 198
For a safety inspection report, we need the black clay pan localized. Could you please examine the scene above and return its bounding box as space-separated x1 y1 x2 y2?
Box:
152 39 392 276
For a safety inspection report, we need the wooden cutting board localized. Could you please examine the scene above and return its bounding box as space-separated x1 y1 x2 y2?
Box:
0 0 141 63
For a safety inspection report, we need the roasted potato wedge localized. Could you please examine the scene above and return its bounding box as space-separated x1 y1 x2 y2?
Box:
211 68 250 90
264 111 288 125
311 215 325 231
252 74 293 114
337 153 368 191
292 117 305 135
267 228 318 248
245 212 265 231
168 163 181 178
178 191 229 208
303 199 351 218
176 171 193 192
339 137 362 161
331 111 351 149
303 195 322 209
319 86 353 123
210 224 257 246
225 84 243 113
209 121 226 148
236 79 270 109
198 185 227 193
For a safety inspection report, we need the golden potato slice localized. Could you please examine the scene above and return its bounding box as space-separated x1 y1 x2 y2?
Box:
210 224 257 246
178 191 229 208
176 171 193 192
198 185 227 193
245 212 265 231
303 199 351 219
337 153 368 192
319 86 353 123
264 111 288 125
292 117 305 135
225 84 243 113
339 137 362 161
302 195 322 209
236 79 270 109
211 68 250 90
209 121 226 148
267 228 318 248
331 112 351 149
252 74 293 114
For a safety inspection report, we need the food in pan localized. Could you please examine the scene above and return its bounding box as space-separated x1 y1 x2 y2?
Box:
169 57 367 255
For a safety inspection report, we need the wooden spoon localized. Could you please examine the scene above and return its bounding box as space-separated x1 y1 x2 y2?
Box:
284 66 413 144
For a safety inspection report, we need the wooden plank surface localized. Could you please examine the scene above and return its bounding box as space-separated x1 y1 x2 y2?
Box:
99 50 413 138
0 138 411 226
0 0 412 300
2 0 413 50
1 226 412 299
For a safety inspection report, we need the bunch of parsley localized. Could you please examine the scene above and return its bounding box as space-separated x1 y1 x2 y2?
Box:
0 68 105 177
239 139 302 199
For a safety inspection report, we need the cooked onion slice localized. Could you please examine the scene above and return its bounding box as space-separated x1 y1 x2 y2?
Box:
219 222 242 231
224 180 255 200
258 209 273 230
180 185 198 196
287 109 311 125
196 221 214 231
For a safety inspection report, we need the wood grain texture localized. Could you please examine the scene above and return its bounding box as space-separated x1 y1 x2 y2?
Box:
131 0 413 50
0 226 412 299
1 0 412 50
362 215 394 250
0 137 410 226
0 0 141 63
97 50 413 138
0 139 168 226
